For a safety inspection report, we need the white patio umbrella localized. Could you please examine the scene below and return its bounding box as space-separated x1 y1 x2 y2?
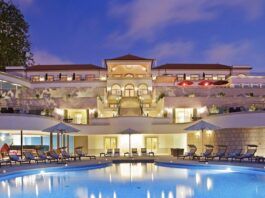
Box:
185 120 221 151
119 128 141 156
42 122 79 150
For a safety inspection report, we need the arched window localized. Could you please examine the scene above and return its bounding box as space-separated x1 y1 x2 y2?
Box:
138 84 148 95
124 84 135 97
111 84 121 95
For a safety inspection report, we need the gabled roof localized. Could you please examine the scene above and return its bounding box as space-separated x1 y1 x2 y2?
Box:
106 54 153 61
26 64 106 71
154 63 232 70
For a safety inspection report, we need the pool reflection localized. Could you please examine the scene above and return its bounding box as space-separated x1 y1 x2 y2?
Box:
2 163 259 198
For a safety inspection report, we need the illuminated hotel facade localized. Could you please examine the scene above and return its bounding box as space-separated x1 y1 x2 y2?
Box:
0 54 265 155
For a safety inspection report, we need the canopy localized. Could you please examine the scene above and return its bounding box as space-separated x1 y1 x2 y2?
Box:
118 128 141 157
199 80 213 86
119 128 141 135
42 122 79 133
213 80 229 85
178 80 193 86
185 120 221 131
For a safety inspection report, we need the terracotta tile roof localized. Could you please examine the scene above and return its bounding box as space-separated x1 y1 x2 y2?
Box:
154 63 232 70
26 64 106 71
106 54 153 61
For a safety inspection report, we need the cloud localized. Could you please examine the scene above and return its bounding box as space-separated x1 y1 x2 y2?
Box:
204 41 252 65
213 0 264 20
33 50 73 65
149 39 265 70
203 40 265 68
149 40 194 62
108 0 263 43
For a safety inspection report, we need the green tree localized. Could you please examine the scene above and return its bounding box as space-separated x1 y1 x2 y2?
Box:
0 0 33 69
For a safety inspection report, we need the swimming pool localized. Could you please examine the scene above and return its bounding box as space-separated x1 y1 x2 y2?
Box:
1 162 265 198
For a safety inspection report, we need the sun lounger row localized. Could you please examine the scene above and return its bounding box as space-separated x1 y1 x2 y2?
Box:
178 144 258 162
0 147 96 167
101 148 155 157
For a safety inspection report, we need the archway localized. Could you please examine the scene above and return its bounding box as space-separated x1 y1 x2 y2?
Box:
111 84 121 95
138 83 148 95
124 84 135 97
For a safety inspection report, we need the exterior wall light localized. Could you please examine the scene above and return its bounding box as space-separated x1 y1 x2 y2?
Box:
0 135 5 141
197 106 207 114
54 108 64 116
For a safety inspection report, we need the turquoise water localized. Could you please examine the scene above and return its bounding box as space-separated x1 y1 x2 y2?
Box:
1 163 265 198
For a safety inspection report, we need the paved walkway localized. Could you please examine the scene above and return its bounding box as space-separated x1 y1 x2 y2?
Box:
0 158 111 175
156 155 265 169
1 155 265 176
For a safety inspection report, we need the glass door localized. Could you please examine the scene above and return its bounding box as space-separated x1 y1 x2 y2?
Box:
145 137 158 153
124 84 135 97
104 137 117 150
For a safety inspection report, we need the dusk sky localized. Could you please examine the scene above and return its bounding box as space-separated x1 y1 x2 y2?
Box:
13 0 265 71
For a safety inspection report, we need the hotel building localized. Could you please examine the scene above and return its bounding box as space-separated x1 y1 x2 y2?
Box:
0 54 265 155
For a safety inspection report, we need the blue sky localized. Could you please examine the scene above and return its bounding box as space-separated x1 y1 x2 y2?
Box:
13 0 265 71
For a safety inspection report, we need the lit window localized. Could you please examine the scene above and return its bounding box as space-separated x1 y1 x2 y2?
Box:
104 137 117 149
31 76 40 82
86 74 95 81
205 75 213 80
138 84 148 95
60 75 67 81
111 84 121 95
47 75 54 81
175 108 193 123
177 75 184 81
75 75 81 81
217 75 226 80
190 75 199 81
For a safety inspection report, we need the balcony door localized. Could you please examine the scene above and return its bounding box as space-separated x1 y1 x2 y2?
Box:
145 137 158 153
124 84 135 97
104 137 117 150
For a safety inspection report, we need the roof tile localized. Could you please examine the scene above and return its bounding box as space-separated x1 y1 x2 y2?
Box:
26 64 105 71
154 63 232 70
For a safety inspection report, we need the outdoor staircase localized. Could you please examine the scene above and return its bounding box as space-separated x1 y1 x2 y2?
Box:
119 97 141 116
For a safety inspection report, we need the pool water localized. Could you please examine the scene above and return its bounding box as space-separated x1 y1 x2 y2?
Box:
1 163 265 198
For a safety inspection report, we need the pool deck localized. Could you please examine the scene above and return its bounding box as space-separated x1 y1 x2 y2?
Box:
1 155 265 176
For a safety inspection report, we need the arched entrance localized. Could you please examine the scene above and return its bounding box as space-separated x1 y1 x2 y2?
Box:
111 84 121 95
124 84 135 97
138 83 148 95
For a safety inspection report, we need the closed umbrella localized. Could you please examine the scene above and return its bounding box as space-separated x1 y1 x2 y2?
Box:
42 122 79 151
185 120 221 152
119 128 141 157
213 80 228 85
